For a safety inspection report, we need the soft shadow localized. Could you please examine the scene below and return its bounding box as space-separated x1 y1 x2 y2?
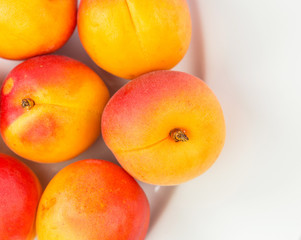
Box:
0 66 6 83
187 0 206 81
147 185 177 233
0 59 20 84
55 27 128 96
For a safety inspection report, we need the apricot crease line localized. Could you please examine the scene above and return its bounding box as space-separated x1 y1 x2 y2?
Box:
117 137 169 153
124 0 149 65
34 102 103 115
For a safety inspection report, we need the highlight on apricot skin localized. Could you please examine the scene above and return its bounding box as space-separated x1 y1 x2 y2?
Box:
0 55 110 163
101 70 226 185
2 78 14 95
78 0 192 79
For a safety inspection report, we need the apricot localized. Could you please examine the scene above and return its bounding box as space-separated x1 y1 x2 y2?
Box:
78 0 192 79
0 55 109 163
36 159 150 240
102 70 226 185
0 0 76 60
0 153 41 240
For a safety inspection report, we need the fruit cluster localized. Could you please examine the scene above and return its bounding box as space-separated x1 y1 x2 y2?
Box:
0 0 225 239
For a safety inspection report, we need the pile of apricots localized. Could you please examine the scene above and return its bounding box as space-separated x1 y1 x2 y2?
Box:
0 0 225 239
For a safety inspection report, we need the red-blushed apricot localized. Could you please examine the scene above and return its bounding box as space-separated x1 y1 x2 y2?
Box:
102 70 226 185
78 0 191 79
0 55 110 163
0 153 41 240
0 0 76 60
36 159 150 240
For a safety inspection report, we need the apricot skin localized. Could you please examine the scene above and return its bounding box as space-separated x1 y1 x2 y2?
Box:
0 55 109 163
78 0 192 79
0 0 76 60
102 70 226 185
36 159 150 240
0 153 41 240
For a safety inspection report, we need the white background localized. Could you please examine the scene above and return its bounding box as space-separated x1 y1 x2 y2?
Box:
1 0 301 239
164 0 301 239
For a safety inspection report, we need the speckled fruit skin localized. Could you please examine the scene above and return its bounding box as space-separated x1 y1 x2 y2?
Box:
0 55 110 163
36 159 150 240
102 70 226 185
78 0 192 79
0 0 76 60
0 153 41 240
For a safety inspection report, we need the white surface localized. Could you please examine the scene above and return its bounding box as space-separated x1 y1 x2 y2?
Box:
1 0 301 239
165 0 301 239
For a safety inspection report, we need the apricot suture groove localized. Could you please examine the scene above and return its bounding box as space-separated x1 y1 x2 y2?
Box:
117 136 169 153
21 100 102 115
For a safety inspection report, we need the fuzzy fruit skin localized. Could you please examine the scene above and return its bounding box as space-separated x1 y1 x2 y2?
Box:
0 55 110 163
78 0 191 79
102 70 226 185
0 0 76 60
36 159 150 240
0 153 41 240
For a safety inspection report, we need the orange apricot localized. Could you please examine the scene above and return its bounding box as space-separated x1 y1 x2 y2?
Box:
102 70 226 185
78 0 192 79
36 159 150 240
0 55 109 163
0 153 41 240
0 0 76 60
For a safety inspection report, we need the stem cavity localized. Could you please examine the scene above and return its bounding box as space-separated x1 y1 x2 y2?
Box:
21 98 35 110
169 128 189 142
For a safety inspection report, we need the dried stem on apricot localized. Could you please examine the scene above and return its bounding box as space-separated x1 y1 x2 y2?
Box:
21 98 35 110
169 128 189 142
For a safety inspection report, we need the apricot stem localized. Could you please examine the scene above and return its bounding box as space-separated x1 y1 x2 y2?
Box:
21 98 35 110
169 128 189 142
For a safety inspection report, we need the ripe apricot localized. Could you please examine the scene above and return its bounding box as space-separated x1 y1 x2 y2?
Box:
36 159 150 240
78 0 192 79
0 55 109 163
0 0 76 59
0 153 41 240
102 70 226 185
